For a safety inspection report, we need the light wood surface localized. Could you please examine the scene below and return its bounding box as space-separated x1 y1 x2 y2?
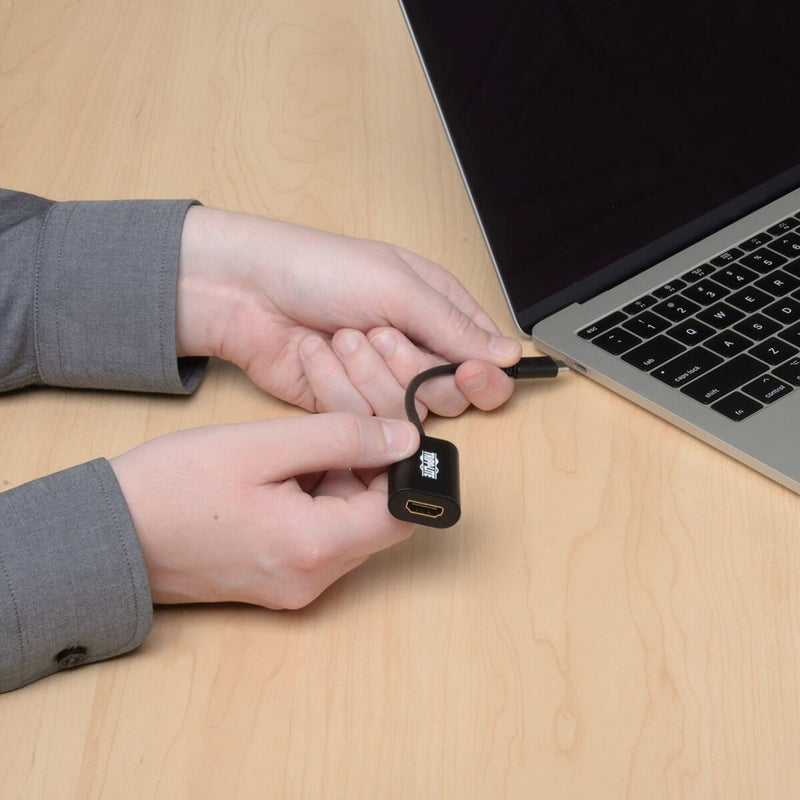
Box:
2 2 800 798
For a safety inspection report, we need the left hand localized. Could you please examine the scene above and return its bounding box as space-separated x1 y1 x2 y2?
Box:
110 413 422 609
175 206 522 420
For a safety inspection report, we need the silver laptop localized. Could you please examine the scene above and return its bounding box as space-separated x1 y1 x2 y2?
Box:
398 0 800 494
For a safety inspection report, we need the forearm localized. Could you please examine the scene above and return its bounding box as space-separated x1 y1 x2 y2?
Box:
0 188 208 691
0 459 152 693
0 188 206 394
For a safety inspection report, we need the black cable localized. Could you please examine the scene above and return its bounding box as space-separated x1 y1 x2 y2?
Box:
404 363 459 436
389 355 567 528
403 356 565 436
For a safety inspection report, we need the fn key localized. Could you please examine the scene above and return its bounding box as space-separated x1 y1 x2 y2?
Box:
711 392 762 421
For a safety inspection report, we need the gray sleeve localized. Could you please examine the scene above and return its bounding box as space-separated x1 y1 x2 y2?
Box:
0 459 153 693
0 188 207 393
0 189 207 691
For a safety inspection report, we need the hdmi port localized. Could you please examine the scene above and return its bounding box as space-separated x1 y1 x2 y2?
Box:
405 499 445 519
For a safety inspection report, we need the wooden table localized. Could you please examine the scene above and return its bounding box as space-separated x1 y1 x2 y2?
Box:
2 2 799 797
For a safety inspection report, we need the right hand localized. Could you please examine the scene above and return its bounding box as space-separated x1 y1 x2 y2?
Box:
176 207 521 421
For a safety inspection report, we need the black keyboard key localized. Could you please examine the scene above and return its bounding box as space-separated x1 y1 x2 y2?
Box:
705 330 752 357
653 280 686 299
696 302 745 329
740 248 787 273
667 319 715 346
710 248 744 267
768 232 800 259
593 327 641 355
652 296 701 322
774 357 800 386
622 335 684 371
739 232 773 251
749 337 798 366
711 392 762 421
623 295 657 314
739 231 772 253
651 348 722 388
778 322 800 347
726 286 772 313
742 374 793 404
579 311 627 339
767 217 800 236
733 314 781 341
683 263 715 282
763 297 800 325
680 353 767 404
784 258 800 279
684 279 730 305
714 263 758 289
754 270 800 296
622 311 671 338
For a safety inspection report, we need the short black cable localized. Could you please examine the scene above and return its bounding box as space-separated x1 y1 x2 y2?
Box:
390 355 566 528
404 362 460 436
403 356 566 434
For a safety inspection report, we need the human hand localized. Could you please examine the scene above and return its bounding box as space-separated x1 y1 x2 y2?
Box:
109 413 419 609
175 207 522 420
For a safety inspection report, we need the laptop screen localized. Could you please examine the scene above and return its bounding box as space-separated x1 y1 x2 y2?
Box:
399 1 800 332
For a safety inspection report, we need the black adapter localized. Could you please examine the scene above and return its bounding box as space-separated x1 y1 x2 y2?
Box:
388 435 461 528
387 356 566 529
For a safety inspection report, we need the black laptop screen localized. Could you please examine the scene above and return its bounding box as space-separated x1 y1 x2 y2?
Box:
399 1 800 332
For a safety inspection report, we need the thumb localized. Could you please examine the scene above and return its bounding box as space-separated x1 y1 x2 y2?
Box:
261 413 419 480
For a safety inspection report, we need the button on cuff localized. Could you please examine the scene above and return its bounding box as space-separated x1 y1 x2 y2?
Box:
55 647 88 669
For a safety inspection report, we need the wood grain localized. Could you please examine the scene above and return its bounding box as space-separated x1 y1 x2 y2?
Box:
2 1 799 798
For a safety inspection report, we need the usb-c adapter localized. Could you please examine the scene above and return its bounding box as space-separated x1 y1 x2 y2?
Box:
388 434 461 528
388 356 566 528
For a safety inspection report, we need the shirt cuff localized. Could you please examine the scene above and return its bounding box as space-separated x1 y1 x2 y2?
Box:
0 459 153 693
34 198 206 394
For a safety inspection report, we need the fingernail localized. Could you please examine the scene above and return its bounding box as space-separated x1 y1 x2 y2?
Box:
381 420 415 457
299 336 322 359
489 336 521 360
369 330 396 358
335 332 360 357
462 372 488 392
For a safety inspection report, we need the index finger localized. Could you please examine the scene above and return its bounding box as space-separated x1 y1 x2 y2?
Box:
386 246 522 366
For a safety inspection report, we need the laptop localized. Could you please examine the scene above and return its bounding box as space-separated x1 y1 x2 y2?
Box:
398 0 800 494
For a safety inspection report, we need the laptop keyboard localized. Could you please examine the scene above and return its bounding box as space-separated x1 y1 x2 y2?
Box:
577 213 800 421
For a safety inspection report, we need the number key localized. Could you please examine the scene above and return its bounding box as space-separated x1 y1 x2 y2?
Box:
652 297 700 322
740 247 787 273
769 232 800 259
714 263 758 289
684 279 730 305
622 311 671 338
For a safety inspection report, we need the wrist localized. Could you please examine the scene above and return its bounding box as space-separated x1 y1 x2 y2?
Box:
175 206 242 359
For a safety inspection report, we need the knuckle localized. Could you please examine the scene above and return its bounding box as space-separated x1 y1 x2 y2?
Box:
328 412 365 458
268 538 332 610
331 412 379 464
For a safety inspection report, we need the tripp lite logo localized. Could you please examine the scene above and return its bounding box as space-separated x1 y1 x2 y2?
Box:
419 450 439 479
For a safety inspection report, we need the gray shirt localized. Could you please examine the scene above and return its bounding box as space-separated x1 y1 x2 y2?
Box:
0 189 206 692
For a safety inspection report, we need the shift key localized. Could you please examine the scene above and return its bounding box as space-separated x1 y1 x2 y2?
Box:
680 353 767 404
